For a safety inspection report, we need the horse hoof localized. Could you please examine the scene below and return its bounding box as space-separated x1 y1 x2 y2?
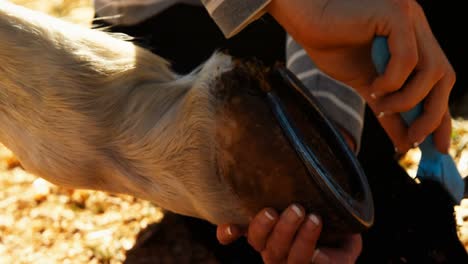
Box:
213 60 374 244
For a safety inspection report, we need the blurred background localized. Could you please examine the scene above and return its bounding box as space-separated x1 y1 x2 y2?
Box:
0 3 164 264
0 1 468 263
10 0 94 26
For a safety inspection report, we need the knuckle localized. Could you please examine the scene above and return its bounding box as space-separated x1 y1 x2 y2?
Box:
446 69 456 87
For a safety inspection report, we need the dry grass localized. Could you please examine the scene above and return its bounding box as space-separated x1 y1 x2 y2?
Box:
0 153 163 264
0 1 467 263
10 0 94 26
0 2 165 263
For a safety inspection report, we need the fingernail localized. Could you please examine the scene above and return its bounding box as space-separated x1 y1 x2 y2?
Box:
226 226 232 236
285 204 303 223
311 249 321 263
413 141 420 148
308 214 320 226
291 204 302 217
264 210 275 221
377 112 385 118
394 147 399 153
370 93 377 99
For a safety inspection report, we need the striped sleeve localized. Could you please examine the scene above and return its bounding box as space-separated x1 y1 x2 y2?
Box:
201 0 271 38
286 35 366 153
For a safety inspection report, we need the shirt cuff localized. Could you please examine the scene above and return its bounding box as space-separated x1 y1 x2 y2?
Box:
202 0 272 38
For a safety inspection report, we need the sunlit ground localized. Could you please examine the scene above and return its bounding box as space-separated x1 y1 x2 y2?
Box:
1 1 468 263
10 0 94 26
0 2 164 263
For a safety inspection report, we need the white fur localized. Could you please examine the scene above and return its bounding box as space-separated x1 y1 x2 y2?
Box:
0 2 248 224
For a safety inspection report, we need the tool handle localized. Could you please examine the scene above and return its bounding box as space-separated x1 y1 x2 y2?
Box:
371 36 464 203
371 37 429 147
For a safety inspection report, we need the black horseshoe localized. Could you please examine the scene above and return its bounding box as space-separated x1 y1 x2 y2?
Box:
265 66 374 233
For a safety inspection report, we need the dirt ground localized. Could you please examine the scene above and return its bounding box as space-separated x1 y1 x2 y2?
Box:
1 1 468 263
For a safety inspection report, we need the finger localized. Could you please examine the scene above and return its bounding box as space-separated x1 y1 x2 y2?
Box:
319 234 363 264
432 110 452 154
287 214 322 264
408 73 453 145
340 234 363 261
368 103 412 153
372 2 442 110
216 224 245 245
370 18 418 97
375 66 441 113
263 204 305 262
247 208 278 252
405 4 455 146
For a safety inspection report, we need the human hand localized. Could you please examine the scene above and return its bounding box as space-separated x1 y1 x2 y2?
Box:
216 205 362 264
267 0 455 154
